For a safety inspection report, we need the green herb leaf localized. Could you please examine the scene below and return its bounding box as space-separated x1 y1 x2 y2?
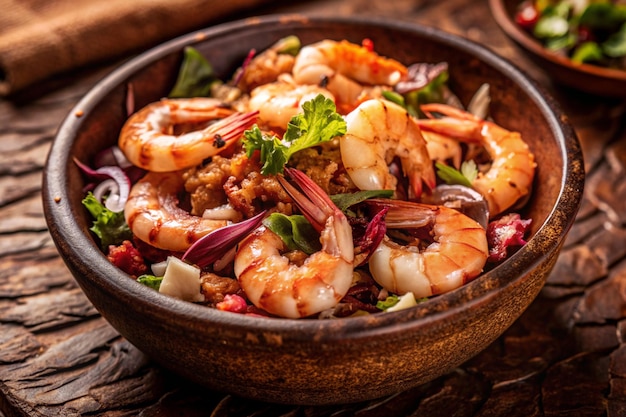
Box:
460 160 478 183
403 70 449 117
381 90 406 107
602 23 626 58
571 41 604 63
263 213 321 254
243 94 346 175
376 295 400 311
137 274 163 291
82 192 133 248
273 35 302 56
169 47 218 98
283 94 347 148
330 190 394 212
579 3 626 31
243 126 289 174
436 161 477 188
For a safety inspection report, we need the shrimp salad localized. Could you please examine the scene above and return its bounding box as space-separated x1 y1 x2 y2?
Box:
79 37 536 319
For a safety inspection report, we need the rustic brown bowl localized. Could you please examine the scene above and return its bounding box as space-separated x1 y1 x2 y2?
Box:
489 0 626 97
43 15 584 405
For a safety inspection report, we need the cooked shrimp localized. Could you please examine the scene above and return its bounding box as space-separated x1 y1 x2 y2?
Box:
124 171 230 252
416 103 536 217
233 168 354 318
119 98 258 172
367 199 488 298
292 39 407 112
248 76 335 129
422 130 463 169
340 98 436 199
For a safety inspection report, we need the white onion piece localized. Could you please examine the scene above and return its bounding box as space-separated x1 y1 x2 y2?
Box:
90 166 131 213
92 179 125 212
467 83 491 120
202 204 241 221
111 146 133 169
151 259 168 277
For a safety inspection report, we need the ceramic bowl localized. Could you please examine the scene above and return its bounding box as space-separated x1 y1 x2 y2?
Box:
489 0 626 97
43 15 585 405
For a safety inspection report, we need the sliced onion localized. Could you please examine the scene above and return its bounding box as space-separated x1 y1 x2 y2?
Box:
425 184 489 228
182 210 267 269
233 48 256 86
467 83 491 120
94 146 133 169
151 259 168 276
74 158 131 212
93 179 126 212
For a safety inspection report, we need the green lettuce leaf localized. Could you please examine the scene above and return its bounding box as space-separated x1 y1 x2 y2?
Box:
169 46 218 98
137 274 163 291
262 213 321 254
82 192 133 248
330 190 394 212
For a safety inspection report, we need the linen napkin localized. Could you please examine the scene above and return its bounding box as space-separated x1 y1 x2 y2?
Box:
0 0 273 96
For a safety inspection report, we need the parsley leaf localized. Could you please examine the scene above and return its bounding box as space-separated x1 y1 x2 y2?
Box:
243 94 346 175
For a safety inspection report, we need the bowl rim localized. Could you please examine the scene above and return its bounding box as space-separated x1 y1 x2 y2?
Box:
44 13 585 341
488 0 626 82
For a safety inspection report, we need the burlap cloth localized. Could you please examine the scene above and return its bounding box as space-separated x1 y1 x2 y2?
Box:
0 0 273 96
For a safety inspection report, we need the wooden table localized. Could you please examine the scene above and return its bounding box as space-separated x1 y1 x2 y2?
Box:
1 0 625 415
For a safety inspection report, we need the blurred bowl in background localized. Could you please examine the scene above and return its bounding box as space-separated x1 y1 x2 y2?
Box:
489 0 626 97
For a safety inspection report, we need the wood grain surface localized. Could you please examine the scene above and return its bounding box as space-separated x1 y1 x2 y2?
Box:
1 0 625 415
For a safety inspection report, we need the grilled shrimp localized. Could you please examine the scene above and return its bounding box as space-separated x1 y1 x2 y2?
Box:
247 76 335 129
416 103 536 217
119 98 258 172
367 199 488 298
234 168 354 318
124 171 231 252
292 39 407 112
340 98 436 199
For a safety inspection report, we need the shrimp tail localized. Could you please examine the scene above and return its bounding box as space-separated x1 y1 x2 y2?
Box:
421 103 478 121
279 168 353 263
278 167 338 232
209 110 260 147
408 163 437 198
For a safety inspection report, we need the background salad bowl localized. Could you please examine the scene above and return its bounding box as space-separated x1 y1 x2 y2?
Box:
42 15 584 405
489 0 626 97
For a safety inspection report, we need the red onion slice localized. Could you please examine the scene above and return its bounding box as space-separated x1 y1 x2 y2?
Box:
74 158 131 212
182 210 267 269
